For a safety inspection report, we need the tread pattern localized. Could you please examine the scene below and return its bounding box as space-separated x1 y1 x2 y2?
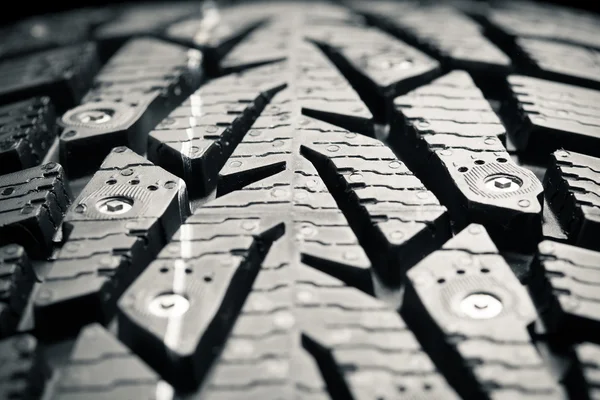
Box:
482 2 600 50
118 5 459 396
203 260 461 399
138 213 460 398
292 258 460 400
403 224 563 399
0 163 70 258
300 136 450 284
164 3 270 74
0 334 49 400
296 33 374 135
48 323 173 399
544 150 600 251
33 147 189 337
531 240 600 343
1 1 600 399
0 8 111 61
216 11 286 75
515 38 600 91
391 70 543 251
305 16 441 122
0 97 57 175
0 43 99 112
568 342 600 400
118 215 285 391
504 75 600 159
93 2 200 59
0 245 35 337
353 2 511 74
58 38 202 178
148 73 286 197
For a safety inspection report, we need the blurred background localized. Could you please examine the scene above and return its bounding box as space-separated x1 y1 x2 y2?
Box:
1 0 598 24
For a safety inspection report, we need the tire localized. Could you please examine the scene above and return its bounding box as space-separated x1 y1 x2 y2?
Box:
0 1 599 399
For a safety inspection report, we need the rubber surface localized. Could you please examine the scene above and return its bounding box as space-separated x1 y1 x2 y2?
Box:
0 1 599 399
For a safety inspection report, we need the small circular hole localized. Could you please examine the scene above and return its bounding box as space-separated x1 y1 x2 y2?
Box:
424 383 432 391
437 278 445 284
457 269 465 274
481 268 490 273
129 179 140 185
398 386 406 393
147 185 158 191
458 167 468 173
185 268 192 274
474 160 485 165
160 267 168 273
2 187 14 196
106 179 117 185
204 276 213 282
497 157 507 163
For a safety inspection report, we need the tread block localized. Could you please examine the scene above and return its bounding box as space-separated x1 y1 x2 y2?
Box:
306 21 440 122
530 240 600 343
482 3 600 50
203 46 450 285
0 334 49 400
544 150 600 251
291 350 330 400
202 171 292 214
0 245 35 337
0 97 57 175
515 38 600 91
0 163 71 258
165 3 271 74
566 343 600 400
297 213 373 295
197 237 326 400
504 75 600 158
0 8 111 61
94 2 201 59
59 38 203 179
217 14 286 75
300 132 450 284
48 323 173 400
117 214 285 391
354 2 511 74
298 39 373 136
148 68 286 197
544 150 600 250
293 139 374 294
34 147 190 337
391 70 543 251
0 43 99 112
198 235 460 399
296 266 461 400
215 85 292 194
403 224 563 399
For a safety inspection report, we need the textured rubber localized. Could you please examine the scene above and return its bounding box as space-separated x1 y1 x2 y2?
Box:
0 1 599 399
0 97 57 175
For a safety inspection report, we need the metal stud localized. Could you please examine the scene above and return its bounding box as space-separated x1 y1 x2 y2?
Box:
96 197 133 215
148 293 190 318
460 293 503 319
485 175 522 192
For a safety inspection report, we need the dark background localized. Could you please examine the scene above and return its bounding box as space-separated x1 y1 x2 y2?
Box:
1 0 599 24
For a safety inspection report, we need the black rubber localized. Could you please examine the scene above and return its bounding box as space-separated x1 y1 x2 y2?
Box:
0 1 600 399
